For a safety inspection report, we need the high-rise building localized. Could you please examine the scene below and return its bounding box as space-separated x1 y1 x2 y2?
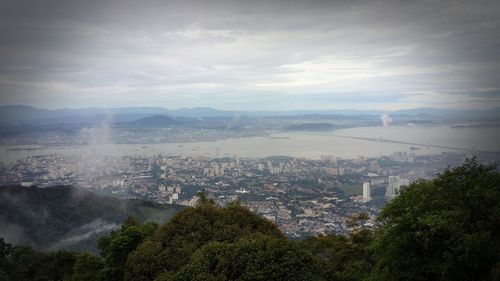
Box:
362 182 371 203
257 163 264 171
386 175 400 199
320 154 336 163
267 160 273 171
212 162 220 176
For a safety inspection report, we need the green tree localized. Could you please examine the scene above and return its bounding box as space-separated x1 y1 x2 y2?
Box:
98 217 158 281
8 245 51 281
299 213 374 281
72 253 104 281
47 250 78 281
0 239 13 281
123 240 164 281
166 235 324 281
0 242 78 281
125 201 284 280
370 159 500 281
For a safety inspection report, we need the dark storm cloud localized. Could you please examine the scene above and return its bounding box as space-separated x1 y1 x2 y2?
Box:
0 0 499 110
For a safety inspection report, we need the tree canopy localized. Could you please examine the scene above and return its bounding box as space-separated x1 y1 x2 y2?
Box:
371 158 500 281
124 199 284 280
164 235 324 281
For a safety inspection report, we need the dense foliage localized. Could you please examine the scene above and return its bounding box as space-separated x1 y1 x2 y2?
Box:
125 197 284 280
0 159 498 281
370 158 500 281
0 238 78 281
99 218 159 281
164 235 322 281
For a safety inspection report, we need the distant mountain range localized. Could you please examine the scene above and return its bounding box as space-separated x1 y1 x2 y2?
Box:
0 105 171 124
128 115 183 128
0 105 499 124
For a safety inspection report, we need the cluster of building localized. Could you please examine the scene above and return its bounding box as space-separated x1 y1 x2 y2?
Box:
0 150 476 237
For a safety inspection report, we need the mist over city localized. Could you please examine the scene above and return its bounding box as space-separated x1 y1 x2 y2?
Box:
1 1 500 281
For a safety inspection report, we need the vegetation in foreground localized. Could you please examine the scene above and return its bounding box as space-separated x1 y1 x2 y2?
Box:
0 158 499 281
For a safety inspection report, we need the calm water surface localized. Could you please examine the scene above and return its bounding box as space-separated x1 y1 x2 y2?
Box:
1 125 499 163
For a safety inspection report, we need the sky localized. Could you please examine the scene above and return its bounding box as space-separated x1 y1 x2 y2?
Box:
1 0 500 111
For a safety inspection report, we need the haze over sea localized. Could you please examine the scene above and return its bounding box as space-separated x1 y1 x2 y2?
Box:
2 125 499 163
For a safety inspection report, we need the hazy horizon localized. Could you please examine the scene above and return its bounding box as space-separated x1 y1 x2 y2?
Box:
4 104 500 112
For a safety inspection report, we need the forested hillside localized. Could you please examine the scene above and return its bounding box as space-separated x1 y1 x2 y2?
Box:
0 186 184 253
0 159 499 281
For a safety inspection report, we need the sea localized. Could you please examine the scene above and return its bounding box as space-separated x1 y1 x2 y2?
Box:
1 125 500 163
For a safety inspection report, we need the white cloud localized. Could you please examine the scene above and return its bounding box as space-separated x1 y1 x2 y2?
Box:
1 0 499 110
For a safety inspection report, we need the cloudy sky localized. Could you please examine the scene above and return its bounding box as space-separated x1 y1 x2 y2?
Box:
1 0 500 110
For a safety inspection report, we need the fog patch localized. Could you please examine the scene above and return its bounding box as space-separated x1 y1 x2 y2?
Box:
79 113 114 145
75 113 127 188
380 114 392 126
48 218 119 249
224 114 241 133
0 222 29 245
0 191 49 221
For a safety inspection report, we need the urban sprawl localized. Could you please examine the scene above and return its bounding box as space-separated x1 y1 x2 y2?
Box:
0 151 483 237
